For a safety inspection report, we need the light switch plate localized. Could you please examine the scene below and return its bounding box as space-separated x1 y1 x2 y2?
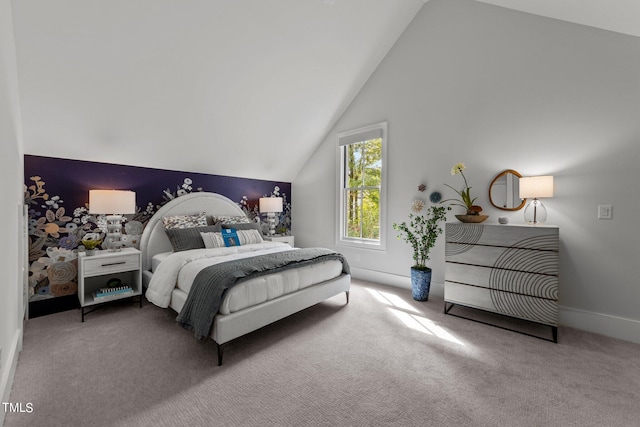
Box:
598 205 613 219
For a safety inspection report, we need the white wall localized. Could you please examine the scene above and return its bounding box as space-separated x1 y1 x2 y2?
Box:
293 0 640 343
0 0 24 421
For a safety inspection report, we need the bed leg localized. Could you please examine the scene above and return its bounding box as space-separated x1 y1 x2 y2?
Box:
216 342 225 366
345 291 350 304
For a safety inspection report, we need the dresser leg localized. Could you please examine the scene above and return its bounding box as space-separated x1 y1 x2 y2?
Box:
552 326 558 343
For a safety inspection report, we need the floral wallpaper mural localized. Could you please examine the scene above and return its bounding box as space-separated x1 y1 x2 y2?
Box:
24 155 292 316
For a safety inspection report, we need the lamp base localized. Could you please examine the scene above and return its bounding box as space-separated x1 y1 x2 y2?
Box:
106 215 124 251
266 212 276 236
524 199 547 225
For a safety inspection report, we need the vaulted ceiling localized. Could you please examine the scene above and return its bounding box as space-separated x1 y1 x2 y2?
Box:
477 0 640 38
11 0 639 182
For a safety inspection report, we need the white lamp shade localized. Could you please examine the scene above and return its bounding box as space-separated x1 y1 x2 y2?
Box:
519 176 554 199
259 197 283 213
89 190 136 214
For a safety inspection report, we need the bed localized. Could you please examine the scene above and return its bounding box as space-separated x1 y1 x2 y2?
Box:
140 192 351 365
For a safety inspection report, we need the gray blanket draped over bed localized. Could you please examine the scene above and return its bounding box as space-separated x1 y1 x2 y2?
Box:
176 248 350 339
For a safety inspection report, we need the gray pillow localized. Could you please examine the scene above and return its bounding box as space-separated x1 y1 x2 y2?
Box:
222 222 262 232
165 225 221 252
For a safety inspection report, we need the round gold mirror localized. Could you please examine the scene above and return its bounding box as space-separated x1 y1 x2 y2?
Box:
489 169 526 211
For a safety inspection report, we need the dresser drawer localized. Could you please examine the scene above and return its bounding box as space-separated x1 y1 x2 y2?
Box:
446 243 559 275
445 223 559 250
445 263 558 300
445 282 558 326
82 253 140 277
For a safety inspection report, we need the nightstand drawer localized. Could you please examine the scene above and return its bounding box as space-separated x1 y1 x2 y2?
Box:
83 253 139 277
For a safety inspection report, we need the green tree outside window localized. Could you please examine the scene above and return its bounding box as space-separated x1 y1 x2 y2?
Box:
344 138 381 240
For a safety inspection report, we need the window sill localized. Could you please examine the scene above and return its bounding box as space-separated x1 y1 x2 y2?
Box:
337 238 386 252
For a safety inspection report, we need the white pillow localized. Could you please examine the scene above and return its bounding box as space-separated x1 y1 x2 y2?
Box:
237 229 264 245
200 229 263 248
200 232 225 248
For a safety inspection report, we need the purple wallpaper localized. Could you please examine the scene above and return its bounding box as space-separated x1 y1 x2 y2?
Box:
24 155 291 313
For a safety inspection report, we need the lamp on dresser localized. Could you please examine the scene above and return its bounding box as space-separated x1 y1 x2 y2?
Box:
259 196 283 235
89 190 136 252
519 176 553 225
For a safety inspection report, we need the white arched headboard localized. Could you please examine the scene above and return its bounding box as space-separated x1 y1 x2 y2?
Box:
139 192 246 271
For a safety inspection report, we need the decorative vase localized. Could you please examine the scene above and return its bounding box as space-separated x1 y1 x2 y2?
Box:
455 214 489 223
410 267 432 301
86 249 95 256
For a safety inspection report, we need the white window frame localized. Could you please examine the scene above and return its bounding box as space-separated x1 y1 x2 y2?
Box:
336 121 387 251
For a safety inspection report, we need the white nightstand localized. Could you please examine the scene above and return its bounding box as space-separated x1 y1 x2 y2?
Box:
263 235 295 247
78 247 143 322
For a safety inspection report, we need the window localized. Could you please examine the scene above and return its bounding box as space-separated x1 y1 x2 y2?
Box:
337 122 387 250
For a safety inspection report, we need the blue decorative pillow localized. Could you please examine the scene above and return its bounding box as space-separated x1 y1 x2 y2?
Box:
221 228 241 247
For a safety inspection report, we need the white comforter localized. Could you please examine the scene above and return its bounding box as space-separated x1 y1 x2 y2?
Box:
145 242 293 308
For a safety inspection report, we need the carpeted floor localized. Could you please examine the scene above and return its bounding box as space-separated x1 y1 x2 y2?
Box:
5 279 640 427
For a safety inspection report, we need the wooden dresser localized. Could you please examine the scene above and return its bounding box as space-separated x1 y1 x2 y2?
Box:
444 222 559 341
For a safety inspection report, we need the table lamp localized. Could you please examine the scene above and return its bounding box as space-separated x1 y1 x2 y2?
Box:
259 197 283 235
89 190 136 251
519 176 553 225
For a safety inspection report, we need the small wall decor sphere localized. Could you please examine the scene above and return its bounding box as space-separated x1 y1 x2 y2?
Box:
429 191 442 203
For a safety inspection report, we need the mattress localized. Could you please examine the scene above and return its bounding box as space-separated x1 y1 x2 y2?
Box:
182 259 343 315
149 243 344 315
152 252 171 272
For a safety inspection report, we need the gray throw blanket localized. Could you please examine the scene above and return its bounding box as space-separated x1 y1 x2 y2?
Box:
176 248 350 339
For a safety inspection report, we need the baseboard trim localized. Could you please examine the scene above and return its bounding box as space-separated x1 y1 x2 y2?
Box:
559 305 640 344
351 267 640 345
350 267 444 297
1 327 22 425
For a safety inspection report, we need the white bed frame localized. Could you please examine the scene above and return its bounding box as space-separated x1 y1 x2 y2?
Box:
139 192 350 364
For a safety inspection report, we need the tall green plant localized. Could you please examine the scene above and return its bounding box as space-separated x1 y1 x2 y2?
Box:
393 201 450 271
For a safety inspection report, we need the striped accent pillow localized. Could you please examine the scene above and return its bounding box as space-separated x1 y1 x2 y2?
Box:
200 229 264 248
237 229 263 245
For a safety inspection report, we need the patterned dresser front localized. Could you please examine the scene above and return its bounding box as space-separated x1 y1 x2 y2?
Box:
444 222 559 340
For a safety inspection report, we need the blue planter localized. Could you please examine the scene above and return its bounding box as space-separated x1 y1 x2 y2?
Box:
411 268 432 301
